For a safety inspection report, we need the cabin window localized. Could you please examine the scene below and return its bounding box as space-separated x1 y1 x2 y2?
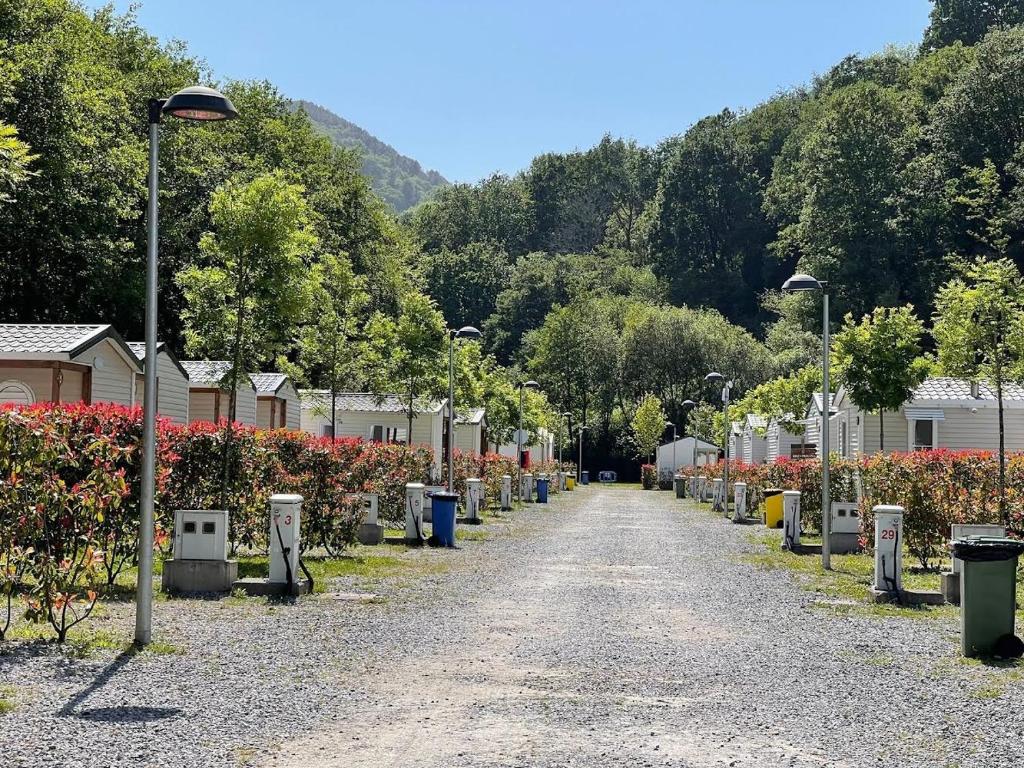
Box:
321 424 334 439
370 425 406 444
0 380 35 406
912 419 936 451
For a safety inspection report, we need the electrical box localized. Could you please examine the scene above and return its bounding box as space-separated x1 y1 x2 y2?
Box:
465 478 483 523
500 474 512 510
355 492 383 546
173 509 228 561
406 483 425 542
734 482 747 519
782 491 801 550
829 501 862 554
269 494 302 585
873 505 903 593
951 524 1005 574
712 478 723 512
521 472 534 503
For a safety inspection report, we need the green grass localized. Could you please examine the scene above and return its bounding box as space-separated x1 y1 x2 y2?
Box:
0 685 15 714
455 528 489 542
233 551 408 593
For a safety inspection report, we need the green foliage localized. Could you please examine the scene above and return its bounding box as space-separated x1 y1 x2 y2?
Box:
832 305 930 449
730 364 822 436
630 394 666 462
687 403 721 446
418 241 513 329
0 122 34 202
922 0 1024 51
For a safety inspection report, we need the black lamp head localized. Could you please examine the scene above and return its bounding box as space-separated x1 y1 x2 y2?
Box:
454 325 482 340
782 272 822 293
163 85 238 121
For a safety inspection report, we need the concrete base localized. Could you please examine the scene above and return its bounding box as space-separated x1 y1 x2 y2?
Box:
940 571 960 605
829 532 862 555
162 558 237 594
231 577 312 597
869 587 945 606
357 522 384 545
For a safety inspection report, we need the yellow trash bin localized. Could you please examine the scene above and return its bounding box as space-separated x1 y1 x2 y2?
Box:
566 477 576 491
764 488 784 528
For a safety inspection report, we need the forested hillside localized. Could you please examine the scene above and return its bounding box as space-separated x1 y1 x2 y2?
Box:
296 100 447 212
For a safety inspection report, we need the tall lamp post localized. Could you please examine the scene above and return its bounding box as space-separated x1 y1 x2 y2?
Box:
577 424 587 482
665 420 677 481
559 411 571 466
681 399 696 468
705 372 733 517
783 272 831 569
447 325 482 492
136 86 238 647
517 380 540 501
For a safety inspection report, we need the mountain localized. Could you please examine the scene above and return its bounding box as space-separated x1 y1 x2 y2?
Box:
295 100 447 212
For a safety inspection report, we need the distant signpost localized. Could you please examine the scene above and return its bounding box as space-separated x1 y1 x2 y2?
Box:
598 470 617 483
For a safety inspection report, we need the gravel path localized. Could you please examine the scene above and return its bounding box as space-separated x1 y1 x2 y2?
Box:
3 487 1023 767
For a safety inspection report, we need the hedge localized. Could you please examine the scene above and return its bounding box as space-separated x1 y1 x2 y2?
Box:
683 450 1022 568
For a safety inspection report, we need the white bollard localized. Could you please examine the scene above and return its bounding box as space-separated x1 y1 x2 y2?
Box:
712 478 723 512
269 494 302 584
500 474 512 511
405 483 425 543
734 482 747 521
522 472 534 503
560 471 567 490
688 477 697 498
782 491 801 550
465 478 483 523
873 505 904 593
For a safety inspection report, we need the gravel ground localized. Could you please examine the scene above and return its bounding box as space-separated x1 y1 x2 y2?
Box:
3 487 1024 767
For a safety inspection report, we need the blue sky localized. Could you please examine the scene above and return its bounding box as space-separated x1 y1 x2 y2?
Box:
95 0 933 182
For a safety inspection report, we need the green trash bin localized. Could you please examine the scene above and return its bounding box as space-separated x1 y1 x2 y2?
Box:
951 536 1024 658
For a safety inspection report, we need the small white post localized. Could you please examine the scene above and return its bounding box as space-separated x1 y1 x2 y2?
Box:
782 491 801 550
269 494 302 585
522 472 534 503
734 482 747 521
405 483 425 543
500 474 512 511
465 478 483 523
873 505 904 592
712 478 723 513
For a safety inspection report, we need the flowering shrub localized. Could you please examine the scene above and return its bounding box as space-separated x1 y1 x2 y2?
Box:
641 464 657 490
446 451 519 508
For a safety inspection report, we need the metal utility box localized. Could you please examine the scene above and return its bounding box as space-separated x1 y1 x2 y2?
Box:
465 478 483 523
269 494 302 585
173 509 229 561
500 474 512 510
830 502 862 554
782 491 801 550
406 483 425 543
734 482 747 519
522 472 534 503
712 478 723 512
356 493 383 545
872 505 903 593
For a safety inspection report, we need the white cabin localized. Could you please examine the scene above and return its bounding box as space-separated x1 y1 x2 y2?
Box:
300 391 446 479
0 324 140 408
765 416 811 462
127 341 190 425
740 414 768 464
250 373 301 430
454 407 488 455
831 377 1024 459
180 360 258 426
804 392 836 459
728 421 742 460
656 436 720 479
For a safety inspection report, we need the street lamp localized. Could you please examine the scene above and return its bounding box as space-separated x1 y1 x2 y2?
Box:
681 399 696 468
447 325 482 493
559 411 572 466
136 85 238 647
783 272 831 569
705 372 733 518
517 380 540 502
665 420 677 482
577 424 588 482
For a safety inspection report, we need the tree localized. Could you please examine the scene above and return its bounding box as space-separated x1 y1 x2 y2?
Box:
831 306 930 450
419 241 513 329
361 292 448 445
687 403 721 447
631 393 666 464
922 0 1024 51
730 364 822 438
176 172 316 500
297 253 368 440
0 123 34 203
933 257 1024 523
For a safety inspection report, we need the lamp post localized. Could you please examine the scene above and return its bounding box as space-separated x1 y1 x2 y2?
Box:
577 424 587 482
682 399 696 468
559 411 571 466
136 86 237 647
517 380 540 501
665 420 677 481
447 325 482 493
705 372 733 516
783 272 831 569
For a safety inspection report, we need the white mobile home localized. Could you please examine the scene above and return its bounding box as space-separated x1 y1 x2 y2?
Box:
805 392 836 459
250 373 301 430
728 421 742 460
831 378 1024 459
454 407 487 455
497 426 556 465
765 416 811 462
740 414 768 464
299 391 446 478
0 324 140 408
127 341 190 425
180 361 258 426
656 436 719 479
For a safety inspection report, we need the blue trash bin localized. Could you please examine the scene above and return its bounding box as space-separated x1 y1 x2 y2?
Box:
581 470 589 485
430 492 458 547
536 477 549 503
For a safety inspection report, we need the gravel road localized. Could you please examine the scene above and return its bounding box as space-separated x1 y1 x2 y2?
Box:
3 486 1023 767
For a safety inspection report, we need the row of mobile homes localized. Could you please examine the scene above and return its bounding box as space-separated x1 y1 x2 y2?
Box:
250 373 301 430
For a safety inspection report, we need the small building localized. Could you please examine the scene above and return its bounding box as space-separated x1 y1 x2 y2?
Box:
830 377 1024 459
805 392 836 459
180 361 257 426
126 342 190 425
656 436 720 479
249 373 301 430
454 407 488 455
765 416 811 462
0 324 140 408
740 414 768 464
497 426 556 465
299 391 446 478
728 421 742 460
